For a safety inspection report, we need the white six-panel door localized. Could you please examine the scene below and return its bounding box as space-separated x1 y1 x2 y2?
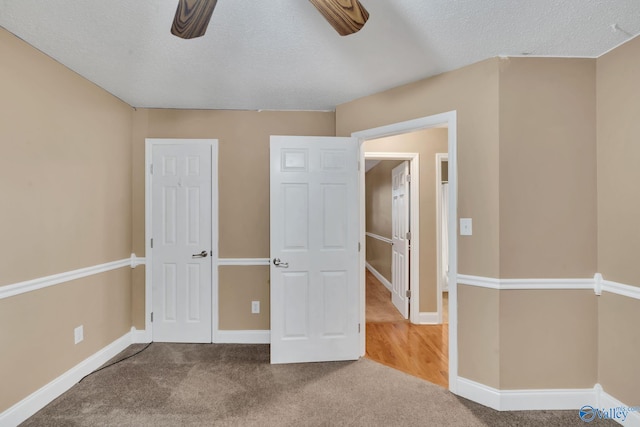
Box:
270 136 360 364
151 142 213 343
391 161 410 318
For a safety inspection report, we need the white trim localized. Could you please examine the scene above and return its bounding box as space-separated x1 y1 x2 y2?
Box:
365 262 392 292
457 273 640 299
354 110 459 393
217 258 271 266
130 254 146 268
598 386 640 426
365 232 393 245
216 330 270 344
130 327 152 344
456 377 598 411
456 377 502 410
0 256 141 300
145 139 219 343
601 278 640 301
0 332 133 427
418 312 440 324
363 152 420 325
435 152 448 324
457 274 593 290
457 274 501 289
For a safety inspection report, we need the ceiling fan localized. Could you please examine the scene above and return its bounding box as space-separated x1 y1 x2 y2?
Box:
171 0 369 39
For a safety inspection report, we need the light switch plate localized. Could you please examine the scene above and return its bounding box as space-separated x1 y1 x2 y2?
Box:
251 301 260 314
74 325 84 344
460 218 472 236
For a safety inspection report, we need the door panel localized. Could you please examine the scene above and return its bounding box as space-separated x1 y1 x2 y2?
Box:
152 142 212 343
391 161 410 318
270 136 359 364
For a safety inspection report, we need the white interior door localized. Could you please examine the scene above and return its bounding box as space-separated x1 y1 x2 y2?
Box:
151 141 213 343
391 161 410 318
270 135 359 364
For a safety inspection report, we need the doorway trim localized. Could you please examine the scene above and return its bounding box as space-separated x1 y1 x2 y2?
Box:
364 152 420 323
353 111 458 392
144 138 219 343
435 152 449 324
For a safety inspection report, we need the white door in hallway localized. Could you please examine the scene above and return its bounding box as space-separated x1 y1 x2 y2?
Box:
151 140 215 343
270 136 360 364
391 161 410 318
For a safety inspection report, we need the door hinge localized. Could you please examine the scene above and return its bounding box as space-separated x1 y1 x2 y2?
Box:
406 289 411 299
406 231 411 240
358 242 361 252
407 174 411 182
358 323 361 333
151 312 154 323
150 238 154 249
150 164 153 174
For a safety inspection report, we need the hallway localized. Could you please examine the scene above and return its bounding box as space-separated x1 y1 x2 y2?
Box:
364 270 449 388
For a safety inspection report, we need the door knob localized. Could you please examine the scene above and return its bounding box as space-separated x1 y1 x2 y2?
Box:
273 258 289 268
192 250 208 258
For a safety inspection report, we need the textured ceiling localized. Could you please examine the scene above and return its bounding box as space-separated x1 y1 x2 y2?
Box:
1 0 639 110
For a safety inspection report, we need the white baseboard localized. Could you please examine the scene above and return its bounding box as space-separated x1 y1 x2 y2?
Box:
456 377 640 425
216 330 270 344
456 377 503 410
130 327 152 344
456 377 598 411
365 262 392 292
598 386 640 426
418 311 440 324
0 332 133 427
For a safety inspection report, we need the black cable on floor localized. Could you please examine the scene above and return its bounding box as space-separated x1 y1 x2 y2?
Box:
79 342 153 383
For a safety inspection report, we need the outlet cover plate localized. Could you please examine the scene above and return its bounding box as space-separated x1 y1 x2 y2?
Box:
460 218 472 236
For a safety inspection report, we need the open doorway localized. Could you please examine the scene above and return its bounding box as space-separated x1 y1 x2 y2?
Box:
353 111 458 391
361 129 449 387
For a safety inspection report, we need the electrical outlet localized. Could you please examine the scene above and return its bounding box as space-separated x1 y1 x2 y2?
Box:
251 301 260 314
74 325 84 344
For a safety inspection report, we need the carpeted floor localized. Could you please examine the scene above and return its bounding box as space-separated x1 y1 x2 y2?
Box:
22 343 615 426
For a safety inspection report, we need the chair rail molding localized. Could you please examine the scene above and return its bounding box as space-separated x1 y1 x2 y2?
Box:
0 254 143 300
457 273 640 300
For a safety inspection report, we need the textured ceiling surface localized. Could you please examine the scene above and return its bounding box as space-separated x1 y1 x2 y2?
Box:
1 0 639 110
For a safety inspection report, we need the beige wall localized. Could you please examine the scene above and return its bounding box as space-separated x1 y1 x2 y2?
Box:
337 58 501 279
500 290 597 389
218 266 270 330
499 57 597 279
598 293 640 405
495 58 599 389
337 59 500 384
365 129 448 312
457 285 500 388
365 160 402 282
131 109 336 329
596 36 640 287
596 36 640 404
335 55 610 391
0 29 133 411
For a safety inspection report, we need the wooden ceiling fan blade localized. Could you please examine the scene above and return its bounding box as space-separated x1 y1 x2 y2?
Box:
171 0 218 39
309 0 369 36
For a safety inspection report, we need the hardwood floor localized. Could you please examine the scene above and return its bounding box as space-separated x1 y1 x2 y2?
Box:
364 270 449 388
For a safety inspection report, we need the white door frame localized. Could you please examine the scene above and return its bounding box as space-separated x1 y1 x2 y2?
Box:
353 111 458 392
435 152 449 323
144 138 219 343
364 152 420 323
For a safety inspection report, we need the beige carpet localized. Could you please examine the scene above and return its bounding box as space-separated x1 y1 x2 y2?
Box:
22 343 614 426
